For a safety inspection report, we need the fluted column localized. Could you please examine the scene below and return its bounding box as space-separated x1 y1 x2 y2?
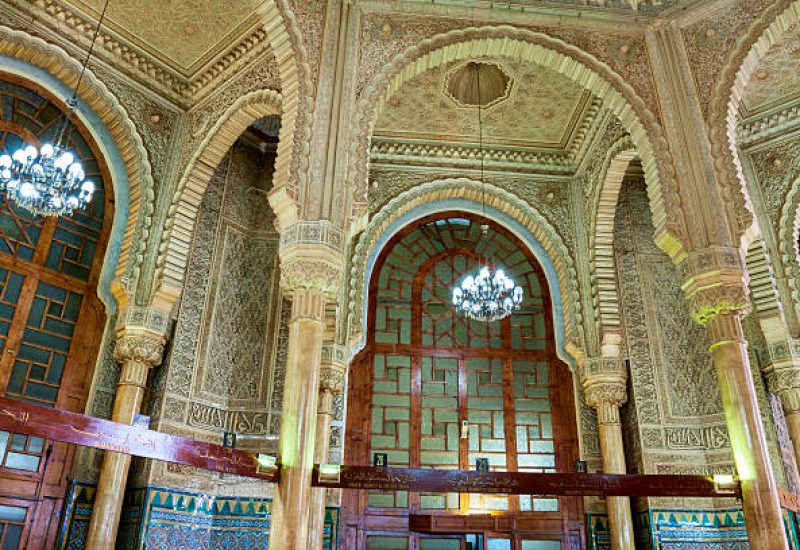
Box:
581 356 634 550
686 257 788 549
86 308 168 548
308 349 346 550
270 252 341 550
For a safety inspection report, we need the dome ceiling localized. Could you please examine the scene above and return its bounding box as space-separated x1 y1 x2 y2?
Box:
374 59 593 151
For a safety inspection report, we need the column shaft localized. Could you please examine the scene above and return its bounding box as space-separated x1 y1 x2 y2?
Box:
597 405 634 550
270 288 326 550
785 410 800 469
85 360 149 547
708 313 788 549
308 390 335 550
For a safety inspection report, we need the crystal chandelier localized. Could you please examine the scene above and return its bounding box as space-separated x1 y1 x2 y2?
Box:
451 62 523 322
0 0 110 217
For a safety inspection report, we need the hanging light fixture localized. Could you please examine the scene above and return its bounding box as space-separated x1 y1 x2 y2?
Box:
0 0 111 217
451 62 523 323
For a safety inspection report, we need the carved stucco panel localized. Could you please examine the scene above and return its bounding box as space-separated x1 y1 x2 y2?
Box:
368 169 573 245
202 229 277 402
683 0 789 119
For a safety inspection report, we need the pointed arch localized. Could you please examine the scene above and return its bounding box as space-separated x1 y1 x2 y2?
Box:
348 177 582 369
590 138 637 339
154 90 282 307
348 26 685 260
707 0 800 249
0 25 154 313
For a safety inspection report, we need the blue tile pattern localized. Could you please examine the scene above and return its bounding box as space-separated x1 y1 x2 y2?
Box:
58 481 340 549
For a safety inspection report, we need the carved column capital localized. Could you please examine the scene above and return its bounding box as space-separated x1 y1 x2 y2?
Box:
681 247 750 326
581 356 627 426
113 306 170 386
113 334 165 367
319 362 346 397
584 381 627 411
280 256 343 301
763 340 800 414
279 221 345 301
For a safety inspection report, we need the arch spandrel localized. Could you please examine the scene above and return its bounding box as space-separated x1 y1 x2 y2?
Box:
348 178 583 370
347 26 687 262
0 25 154 314
708 0 800 252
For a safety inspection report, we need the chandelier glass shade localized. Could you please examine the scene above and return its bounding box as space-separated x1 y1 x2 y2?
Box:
452 264 523 322
0 141 95 217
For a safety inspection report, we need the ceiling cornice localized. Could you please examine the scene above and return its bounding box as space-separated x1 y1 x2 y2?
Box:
4 0 275 108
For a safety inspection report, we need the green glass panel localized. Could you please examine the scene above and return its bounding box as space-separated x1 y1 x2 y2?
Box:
420 539 460 550
4 452 40 471
367 537 408 550
0 505 25 523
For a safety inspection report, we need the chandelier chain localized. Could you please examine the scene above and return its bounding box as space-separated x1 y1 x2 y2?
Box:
451 60 523 323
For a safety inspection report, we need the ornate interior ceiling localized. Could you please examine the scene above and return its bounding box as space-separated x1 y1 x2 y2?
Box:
400 0 691 14
741 22 800 116
60 0 260 77
374 59 592 151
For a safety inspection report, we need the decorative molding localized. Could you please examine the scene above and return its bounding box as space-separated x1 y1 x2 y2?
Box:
347 177 580 364
706 0 799 246
738 99 800 148
347 25 685 262
280 220 345 254
589 137 637 336
369 139 574 174
0 24 154 307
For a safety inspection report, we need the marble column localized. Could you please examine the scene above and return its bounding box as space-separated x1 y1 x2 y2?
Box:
269 245 345 549
581 357 634 550
308 353 346 550
86 312 167 548
687 273 788 549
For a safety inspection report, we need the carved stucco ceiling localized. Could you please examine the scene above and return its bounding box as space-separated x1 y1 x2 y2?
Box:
374 59 591 150
63 0 259 76
402 0 688 13
741 23 800 116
